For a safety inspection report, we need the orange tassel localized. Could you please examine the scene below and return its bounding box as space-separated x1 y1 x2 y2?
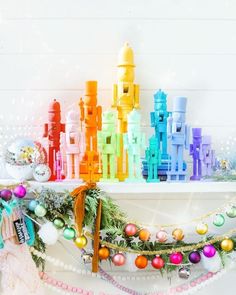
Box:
92 198 102 273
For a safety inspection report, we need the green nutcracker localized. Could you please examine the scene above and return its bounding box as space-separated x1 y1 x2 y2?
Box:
145 136 161 182
124 110 145 182
98 111 120 182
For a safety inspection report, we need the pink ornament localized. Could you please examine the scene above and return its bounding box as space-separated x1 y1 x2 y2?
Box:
124 223 137 237
13 185 27 198
203 245 216 258
112 253 126 266
169 252 183 265
156 230 168 243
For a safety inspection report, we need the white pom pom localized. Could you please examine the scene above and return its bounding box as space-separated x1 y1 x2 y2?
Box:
201 251 223 272
38 222 59 245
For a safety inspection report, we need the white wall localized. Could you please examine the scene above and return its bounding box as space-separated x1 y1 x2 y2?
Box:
0 1 236 294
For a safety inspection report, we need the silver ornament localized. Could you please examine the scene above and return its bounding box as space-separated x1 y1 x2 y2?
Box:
33 164 51 182
178 267 191 279
81 252 93 264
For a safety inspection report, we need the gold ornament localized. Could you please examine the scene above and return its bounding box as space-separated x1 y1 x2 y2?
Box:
172 228 184 241
74 235 88 249
220 239 234 252
196 223 208 235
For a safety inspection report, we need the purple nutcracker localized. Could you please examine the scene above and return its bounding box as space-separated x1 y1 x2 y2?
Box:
190 128 203 181
167 97 190 181
202 136 215 177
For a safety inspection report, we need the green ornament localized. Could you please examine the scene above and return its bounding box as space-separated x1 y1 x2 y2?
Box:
226 206 236 218
63 227 76 240
213 214 225 227
34 204 47 217
53 217 65 229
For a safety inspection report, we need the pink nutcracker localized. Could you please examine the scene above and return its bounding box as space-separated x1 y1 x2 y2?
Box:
43 99 65 181
60 110 85 180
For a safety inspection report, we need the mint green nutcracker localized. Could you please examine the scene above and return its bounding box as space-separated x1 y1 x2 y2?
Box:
98 111 120 182
124 110 145 182
145 136 161 182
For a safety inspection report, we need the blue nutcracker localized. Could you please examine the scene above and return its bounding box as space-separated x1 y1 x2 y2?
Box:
150 89 170 159
189 128 203 181
167 97 190 181
145 136 161 182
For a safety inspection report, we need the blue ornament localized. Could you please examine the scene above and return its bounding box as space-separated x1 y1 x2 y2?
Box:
28 200 38 212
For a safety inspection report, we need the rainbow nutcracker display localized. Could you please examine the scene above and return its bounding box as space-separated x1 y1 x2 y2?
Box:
112 43 140 181
79 81 102 182
124 110 145 182
145 136 161 182
189 128 203 181
60 110 85 180
167 97 189 181
98 111 120 182
43 99 65 181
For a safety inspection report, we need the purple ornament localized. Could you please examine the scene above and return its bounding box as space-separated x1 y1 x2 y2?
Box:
189 251 201 264
203 245 216 258
13 185 27 199
0 189 12 201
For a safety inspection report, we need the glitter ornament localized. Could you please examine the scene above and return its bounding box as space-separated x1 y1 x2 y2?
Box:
203 245 216 258
53 217 65 229
151 256 165 269
139 229 150 241
28 200 38 211
169 252 183 265
156 230 168 243
188 251 201 264
213 214 225 227
112 253 126 266
226 206 236 218
74 235 87 248
124 223 138 237
98 246 110 260
13 185 27 198
135 255 148 269
172 228 184 241
63 227 76 240
0 189 12 201
220 238 234 252
34 204 47 217
178 267 191 279
196 223 208 235
33 164 51 182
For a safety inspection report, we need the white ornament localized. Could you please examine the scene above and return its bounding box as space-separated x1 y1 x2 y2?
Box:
201 251 222 272
38 222 59 245
33 164 51 182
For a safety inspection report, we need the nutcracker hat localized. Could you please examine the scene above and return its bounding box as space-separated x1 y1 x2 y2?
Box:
118 42 135 67
102 111 116 124
66 110 80 124
192 128 202 138
154 89 167 103
127 110 141 124
173 97 187 113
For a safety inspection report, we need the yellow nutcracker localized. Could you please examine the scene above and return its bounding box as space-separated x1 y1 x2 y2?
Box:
112 43 140 180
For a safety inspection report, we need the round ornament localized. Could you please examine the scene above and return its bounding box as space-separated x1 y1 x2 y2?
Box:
139 229 150 241
226 206 236 218
98 247 110 260
213 214 225 227
203 245 216 258
156 230 168 243
135 255 148 269
74 235 87 248
33 164 51 182
124 223 138 237
13 185 27 198
112 253 126 266
220 239 234 252
178 267 191 280
188 251 201 264
169 252 183 265
53 217 65 229
172 228 184 241
63 227 76 240
34 204 47 217
196 223 208 235
38 222 59 245
5 138 46 180
0 189 12 201
28 200 39 212
151 256 165 269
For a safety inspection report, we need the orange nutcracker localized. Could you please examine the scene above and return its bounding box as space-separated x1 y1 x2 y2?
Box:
112 43 140 180
43 99 65 181
79 81 102 182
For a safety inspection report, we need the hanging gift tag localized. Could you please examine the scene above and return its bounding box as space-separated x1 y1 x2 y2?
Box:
13 218 29 244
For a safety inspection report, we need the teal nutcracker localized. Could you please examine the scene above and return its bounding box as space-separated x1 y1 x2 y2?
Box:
145 136 161 182
98 111 120 182
124 110 145 182
150 89 170 160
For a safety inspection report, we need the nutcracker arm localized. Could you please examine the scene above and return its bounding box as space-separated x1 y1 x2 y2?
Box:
134 84 140 109
79 98 85 122
43 123 48 137
61 123 65 133
145 148 149 161
189 144 193 155
167 116 173 138
123 134 128 150
60 132 65 154
97 131 102 152
158 150 162 165
116 134 121 157
80 132 86 155
150 112 155 127
112 84 118 108
97 106 102 131
185 125 190 149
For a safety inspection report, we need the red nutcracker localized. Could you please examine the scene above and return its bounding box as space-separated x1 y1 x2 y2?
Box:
43 99 65 181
